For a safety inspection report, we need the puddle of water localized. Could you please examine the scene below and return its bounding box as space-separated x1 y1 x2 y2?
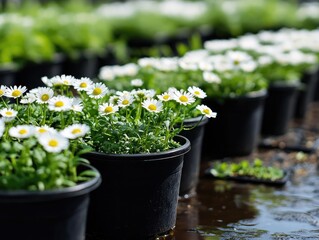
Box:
174 162 319 240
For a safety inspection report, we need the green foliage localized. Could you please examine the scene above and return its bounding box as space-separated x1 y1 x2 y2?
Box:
0 134 94 191
0 15 55 66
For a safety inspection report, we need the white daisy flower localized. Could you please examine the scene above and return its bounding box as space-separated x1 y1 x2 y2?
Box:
204 39 237 52
173 90 196 105
41 76 53 87
109 96 120 105
118 94 134 108
0 85 7 97
0 108 17 118
187 86 207 99
98 66 115 81
138 57 157 68
0 119 5 137
196 105 217 118
142 99 163 113
35 125 58 136
9 125 35 139
203 72 221 84
198 61 214 72
87 83 108 99
240 61 258 72
41 76 63 87
5 86 27 98
99 103 119 115
157 92 173 102
20 92 36 104
130 78 143 87
258 55 273 66
73 77 93 91
38 132 69 153
71 98 83 112
48 96 72 112
60 124 90 139
35 87 54 104
121 63 139 76
133 89 156 99
179 60 198 71
57 74 76 86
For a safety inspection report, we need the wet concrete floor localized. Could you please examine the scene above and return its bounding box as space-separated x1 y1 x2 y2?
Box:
172 103 319 240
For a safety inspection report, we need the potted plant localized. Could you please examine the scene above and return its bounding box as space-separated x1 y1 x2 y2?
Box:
98 58 217 197
176 49 268 159
0 118 101 239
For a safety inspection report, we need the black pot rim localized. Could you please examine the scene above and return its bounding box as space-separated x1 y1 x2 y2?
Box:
0 63 19 72
84 135 191 161
269 81 300 88
210 89 267 104
0 164 101 202
182 115 209 127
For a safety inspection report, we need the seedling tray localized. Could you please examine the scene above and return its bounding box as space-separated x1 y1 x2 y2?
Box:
259 128 319 153
205 168 289 186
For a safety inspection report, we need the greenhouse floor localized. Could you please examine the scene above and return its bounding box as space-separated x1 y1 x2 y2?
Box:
172 102 319 240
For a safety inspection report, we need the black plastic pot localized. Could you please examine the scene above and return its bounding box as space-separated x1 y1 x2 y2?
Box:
63 51 98 79
0 64 17 86
202 90 267 159
261 82 299 136
84 135 191 239
294 69 318 119
0 164 101 240
179 116 209 197
15 54 65 89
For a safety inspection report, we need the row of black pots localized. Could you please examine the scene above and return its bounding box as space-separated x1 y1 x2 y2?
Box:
0 51 115 89
202 68 318 160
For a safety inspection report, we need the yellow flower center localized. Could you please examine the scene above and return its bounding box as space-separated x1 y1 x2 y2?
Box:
18 129 27 135
80 82 87 88
41 94 50 101
163 95 170 100
104 106 113 113
203 109 210 115
234 59 240 65
122 99 129 105
194 91 200 95
71 128 82 135
0 90 4 96
12 90 21 97
38 128 47 133
63 80 69 84
55 101 64 107
148 104 157 111
179 95 188 103
48 139 58 147
5 111 12 116
93 88 102 95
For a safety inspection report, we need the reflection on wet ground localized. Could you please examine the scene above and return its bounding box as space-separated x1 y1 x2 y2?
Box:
174 162 319 240
172 103 319 240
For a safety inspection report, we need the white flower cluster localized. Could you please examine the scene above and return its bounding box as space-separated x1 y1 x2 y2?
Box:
0 119 89 153
98 64 139 81
0 13 34 27
203 28 319 68
96 0 207 20
297 2 319 20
